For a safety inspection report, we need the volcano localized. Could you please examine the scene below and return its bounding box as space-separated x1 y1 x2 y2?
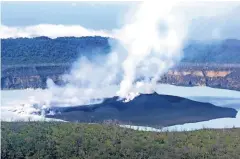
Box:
46 93 237 127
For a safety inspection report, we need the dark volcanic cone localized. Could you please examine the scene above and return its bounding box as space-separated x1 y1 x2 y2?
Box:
46 92 237 127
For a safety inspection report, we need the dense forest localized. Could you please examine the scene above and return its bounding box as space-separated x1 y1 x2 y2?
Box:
1 36 112 65
2 37 240 65
2 122 240 159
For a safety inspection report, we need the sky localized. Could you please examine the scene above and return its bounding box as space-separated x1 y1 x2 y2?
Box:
1 1 240 40
1 1 137 30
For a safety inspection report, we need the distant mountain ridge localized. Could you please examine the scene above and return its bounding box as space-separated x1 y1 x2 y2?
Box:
2 36 240 65
182 39 240 63
47 92 238 127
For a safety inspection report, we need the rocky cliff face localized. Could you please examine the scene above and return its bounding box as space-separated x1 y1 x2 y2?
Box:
2 63 240 91
159 63 240 91
1 65 68 89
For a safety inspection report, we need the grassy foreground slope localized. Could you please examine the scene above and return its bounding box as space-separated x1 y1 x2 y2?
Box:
2 122 240 159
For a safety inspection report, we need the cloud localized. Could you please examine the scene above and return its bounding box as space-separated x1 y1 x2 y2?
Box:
0 24 114 39
188 6 240 40
177 2 240 40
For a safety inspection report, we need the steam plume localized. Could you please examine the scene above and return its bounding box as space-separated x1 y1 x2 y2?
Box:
43 0 187 105
116 1 186 98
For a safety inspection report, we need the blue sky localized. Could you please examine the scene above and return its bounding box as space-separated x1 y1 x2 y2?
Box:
1 1 137 30
2 1 240 40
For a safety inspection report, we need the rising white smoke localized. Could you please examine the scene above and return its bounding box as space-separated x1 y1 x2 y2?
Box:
42 0 187 106
115 1 187 98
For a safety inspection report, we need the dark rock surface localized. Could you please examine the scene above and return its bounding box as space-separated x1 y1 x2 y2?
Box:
46 93 238 127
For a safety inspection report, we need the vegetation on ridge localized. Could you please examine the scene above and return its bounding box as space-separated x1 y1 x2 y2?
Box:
2 37 240 66
2 122 240 159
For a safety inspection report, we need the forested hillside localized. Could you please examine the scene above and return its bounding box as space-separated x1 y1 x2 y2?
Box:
2 122 240 159
1 37 240 65
1 36 112 65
